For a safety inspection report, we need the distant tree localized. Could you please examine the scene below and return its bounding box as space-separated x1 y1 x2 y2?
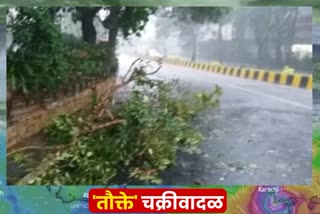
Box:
270 7 299 65
67 7 156 50
0 24 5 52
0 6 5 25
154 9 176 56
168 7 229 61
248 7 299 67
75 7 101 44
227 8 251 62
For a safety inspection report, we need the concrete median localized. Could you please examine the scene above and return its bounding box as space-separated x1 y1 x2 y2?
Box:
162 57 312 90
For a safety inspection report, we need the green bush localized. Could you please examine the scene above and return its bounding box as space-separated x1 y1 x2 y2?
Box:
210 61 222 66
7 8 117 96
44 115 77 145
29 75 222 185
281 65 295 74
7 7 70 94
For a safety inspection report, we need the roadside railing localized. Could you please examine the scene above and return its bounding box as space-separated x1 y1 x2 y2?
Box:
157 57 312 90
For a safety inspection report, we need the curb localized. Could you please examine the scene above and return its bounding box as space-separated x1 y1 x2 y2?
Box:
163 58 312 90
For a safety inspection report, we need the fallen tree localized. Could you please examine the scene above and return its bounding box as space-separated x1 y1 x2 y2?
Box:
8 58 222 185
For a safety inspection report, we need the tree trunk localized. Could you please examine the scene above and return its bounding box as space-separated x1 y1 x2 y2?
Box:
284 8 298 64
81 15 96 44
190 26 198 61
77 7 100 44
217 23 223 62
104 7 121 51
109 26 119 51
275 40 282 66
191 34 197 61
234 12 248 63
256 39 266 67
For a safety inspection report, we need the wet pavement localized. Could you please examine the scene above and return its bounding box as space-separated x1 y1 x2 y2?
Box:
117 55 312 185
313 24 320 45
313 90 320 125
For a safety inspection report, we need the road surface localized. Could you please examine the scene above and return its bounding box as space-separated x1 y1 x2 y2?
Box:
118 55 312 185
313 24 320 44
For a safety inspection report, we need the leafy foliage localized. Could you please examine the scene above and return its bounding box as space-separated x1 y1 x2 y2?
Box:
7 8 117 96
155 7 229 60
58 7 156 45
281 65 295 74
7 7 69 94
65 38 118 77
27 66 222 185
10 153 36 173
45 115 77 145
171 7 229 24
116 7 157 38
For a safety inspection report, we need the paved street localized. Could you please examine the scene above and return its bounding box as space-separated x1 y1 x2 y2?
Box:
313 24 320 44
314 24 320 125
118 55 312 185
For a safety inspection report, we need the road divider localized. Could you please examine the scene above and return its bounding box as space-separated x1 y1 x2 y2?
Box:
161 57 312 90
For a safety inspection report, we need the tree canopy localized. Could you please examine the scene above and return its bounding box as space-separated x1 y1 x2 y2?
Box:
64 7 156 48
155 7 230 60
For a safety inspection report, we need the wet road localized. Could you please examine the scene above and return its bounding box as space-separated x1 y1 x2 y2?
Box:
313 24 320 44
118 55 312 185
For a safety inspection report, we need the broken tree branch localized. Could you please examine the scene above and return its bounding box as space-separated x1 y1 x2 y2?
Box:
7 145 65 158
92 58 162 118
81 119 126 135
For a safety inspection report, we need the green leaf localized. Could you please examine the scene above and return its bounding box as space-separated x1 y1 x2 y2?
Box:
148 148 153 155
